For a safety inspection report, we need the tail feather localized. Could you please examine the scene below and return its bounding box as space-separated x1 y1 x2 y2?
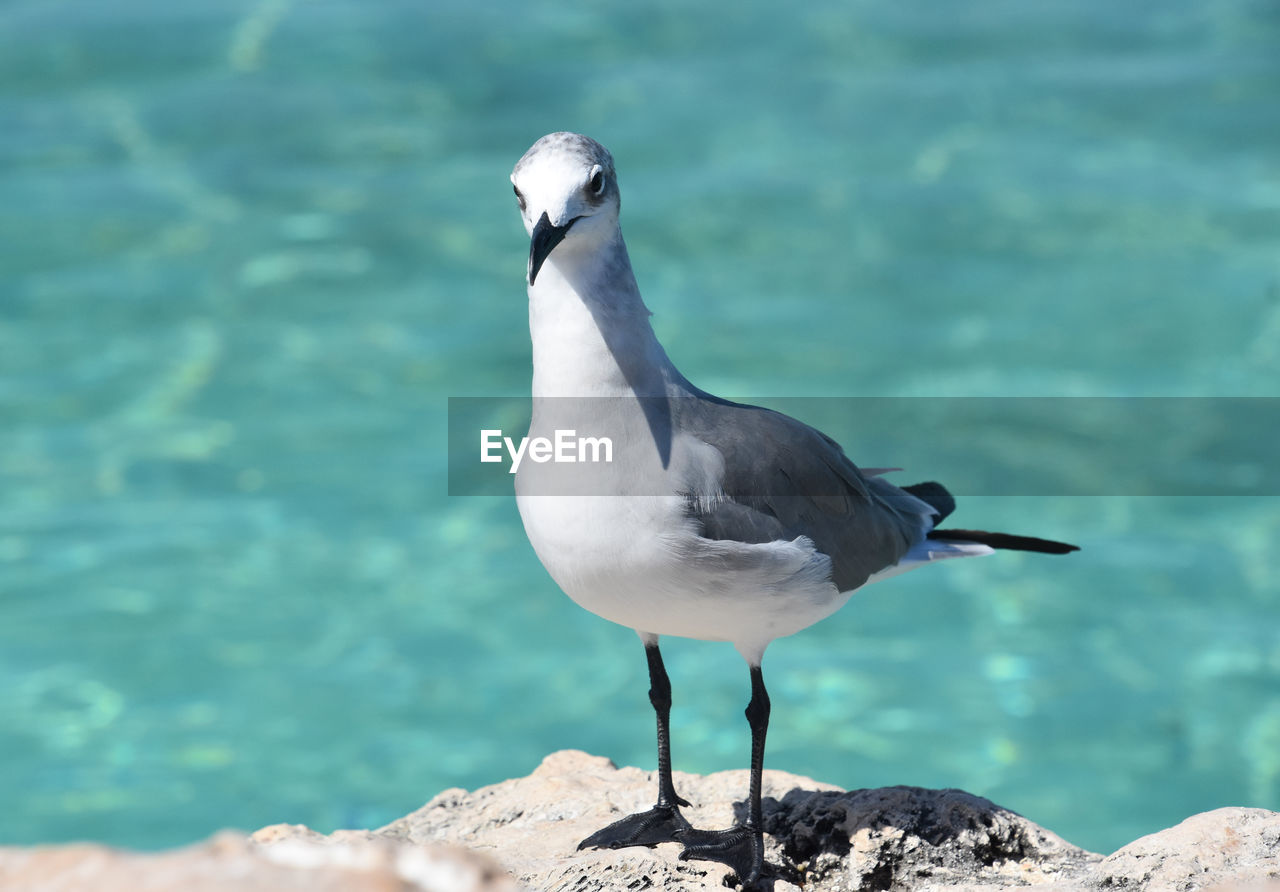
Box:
928 528 1079 555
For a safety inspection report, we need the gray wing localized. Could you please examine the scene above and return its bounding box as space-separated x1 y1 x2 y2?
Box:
672 396 934 593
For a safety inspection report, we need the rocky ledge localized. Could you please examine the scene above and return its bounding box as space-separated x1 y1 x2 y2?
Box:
1 751 1276 891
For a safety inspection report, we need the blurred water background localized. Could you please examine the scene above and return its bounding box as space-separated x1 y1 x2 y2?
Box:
2 0 1278 856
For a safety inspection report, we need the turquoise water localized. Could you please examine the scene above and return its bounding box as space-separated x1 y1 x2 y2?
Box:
2 0 1278 856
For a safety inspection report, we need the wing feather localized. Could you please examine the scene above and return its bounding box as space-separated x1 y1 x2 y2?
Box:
673 398 936 592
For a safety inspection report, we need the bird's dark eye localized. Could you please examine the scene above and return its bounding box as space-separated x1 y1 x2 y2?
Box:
588 169 605 195
513 185 527 212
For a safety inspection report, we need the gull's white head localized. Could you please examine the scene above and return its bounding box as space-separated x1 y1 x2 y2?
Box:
511 132 620 285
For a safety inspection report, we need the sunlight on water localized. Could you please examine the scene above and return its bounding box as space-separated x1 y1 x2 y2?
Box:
1 0 1277 855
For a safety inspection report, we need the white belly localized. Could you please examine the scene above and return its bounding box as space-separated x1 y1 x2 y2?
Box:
515 489 848 662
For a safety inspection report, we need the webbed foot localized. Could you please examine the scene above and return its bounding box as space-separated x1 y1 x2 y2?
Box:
578 802 692 850
677 824 765 887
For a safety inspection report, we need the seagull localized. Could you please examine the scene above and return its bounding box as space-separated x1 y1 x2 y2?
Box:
508 131 1077 888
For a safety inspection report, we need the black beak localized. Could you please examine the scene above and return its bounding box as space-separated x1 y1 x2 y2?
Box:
527 212 577 285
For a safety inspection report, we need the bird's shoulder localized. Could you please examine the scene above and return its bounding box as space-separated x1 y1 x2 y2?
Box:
672 395 866 504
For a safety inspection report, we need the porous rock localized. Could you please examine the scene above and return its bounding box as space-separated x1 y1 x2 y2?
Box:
1088 807 1280 891
382 750 1101 890
4 751 1278 891
0 828 515 892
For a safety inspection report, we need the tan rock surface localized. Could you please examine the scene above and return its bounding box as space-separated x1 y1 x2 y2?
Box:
381 750 1101 890
0 828 515 892
1088 807 1280 891
3 751 1277 891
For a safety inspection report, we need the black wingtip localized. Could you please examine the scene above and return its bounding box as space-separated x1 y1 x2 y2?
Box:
928 528 1080 554
902 481 956 522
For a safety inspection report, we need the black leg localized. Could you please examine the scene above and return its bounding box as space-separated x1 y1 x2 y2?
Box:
646 641 693 810
677 664 770 887
578 640 692 850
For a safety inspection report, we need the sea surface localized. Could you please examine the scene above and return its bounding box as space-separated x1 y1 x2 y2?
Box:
2 0 1278 856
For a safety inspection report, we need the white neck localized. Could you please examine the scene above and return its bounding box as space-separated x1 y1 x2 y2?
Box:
527 227 687 398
